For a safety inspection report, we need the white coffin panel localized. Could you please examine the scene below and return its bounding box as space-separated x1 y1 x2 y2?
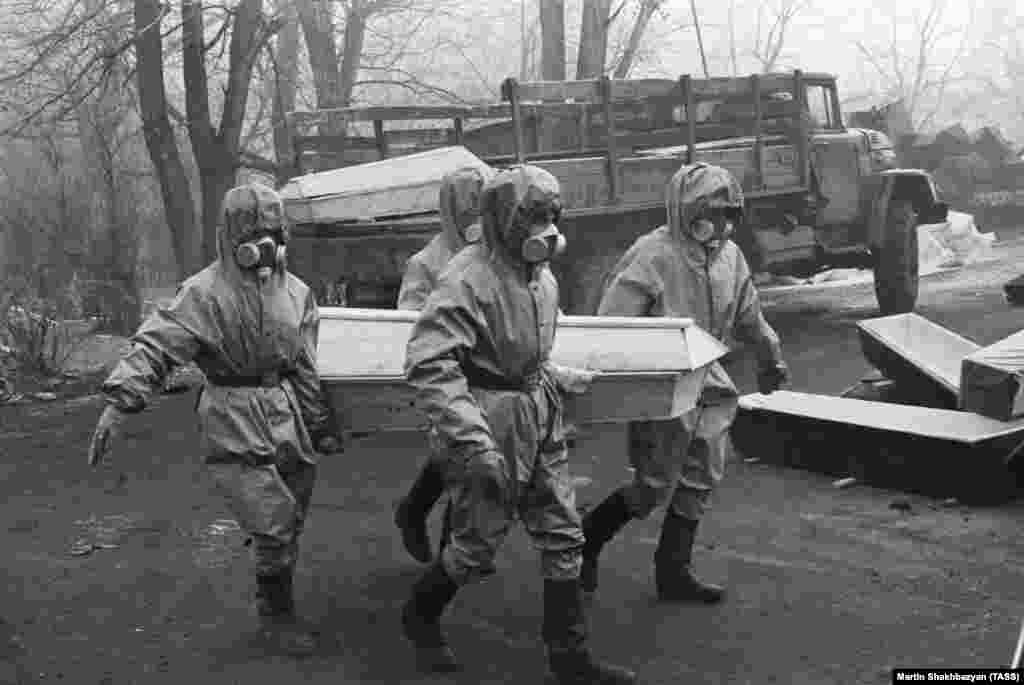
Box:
316 307 728 430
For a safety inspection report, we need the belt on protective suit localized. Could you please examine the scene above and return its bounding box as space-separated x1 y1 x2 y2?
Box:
464 366 541 393
206 369 295 388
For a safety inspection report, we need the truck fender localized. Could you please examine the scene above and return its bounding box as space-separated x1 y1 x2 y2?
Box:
866 169 949 248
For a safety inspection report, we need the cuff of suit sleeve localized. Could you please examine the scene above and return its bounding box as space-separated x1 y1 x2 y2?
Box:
101 385 146 414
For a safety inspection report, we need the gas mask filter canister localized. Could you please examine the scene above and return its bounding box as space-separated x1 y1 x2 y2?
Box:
521 224 567 263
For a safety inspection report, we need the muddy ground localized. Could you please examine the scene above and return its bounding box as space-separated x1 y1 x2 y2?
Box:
3 229 1024 685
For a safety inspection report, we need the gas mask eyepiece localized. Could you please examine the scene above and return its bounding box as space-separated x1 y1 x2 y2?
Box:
689 205 742 244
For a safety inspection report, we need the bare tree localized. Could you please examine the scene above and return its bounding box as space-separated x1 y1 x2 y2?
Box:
265 0 301 180
854 0 974 132
134 0 202 278
181 0 281 264
612 0 664 78
750 0 809 73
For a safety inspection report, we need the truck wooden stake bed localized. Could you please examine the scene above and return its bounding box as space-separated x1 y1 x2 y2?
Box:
281 71 949 316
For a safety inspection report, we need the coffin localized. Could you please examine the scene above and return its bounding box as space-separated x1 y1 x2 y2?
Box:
279 146 490 225
961 329 1024 421
856 313 980 408
316 307 728 432
734 391 1024 503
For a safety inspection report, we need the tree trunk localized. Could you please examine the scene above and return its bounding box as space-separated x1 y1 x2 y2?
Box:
338 2 366 106
134 0 199 279
270 0 301 184
613 0 661 78
182 0 267 264
576 0 611 79
539 0 566 81
296 0 345 136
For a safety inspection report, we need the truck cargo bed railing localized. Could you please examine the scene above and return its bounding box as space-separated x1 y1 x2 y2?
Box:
287 71 817 201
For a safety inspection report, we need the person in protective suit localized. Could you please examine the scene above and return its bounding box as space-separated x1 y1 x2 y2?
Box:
87 183 341 655
399 165 637 685
579 162 789 604
393 164 493 564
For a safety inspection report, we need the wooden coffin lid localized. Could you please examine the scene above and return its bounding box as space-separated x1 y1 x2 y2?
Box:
740 390 1024 444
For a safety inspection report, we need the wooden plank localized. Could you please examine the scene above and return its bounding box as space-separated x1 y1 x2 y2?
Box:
510 75 834 104
600 76 619 204
857 313 980 401
751 74 764 191
682 75 696 165
793 69 809 188
502 78 526 164
513 78 679 103
372 120 388 159
739 390 1024 444
961 329 1024 421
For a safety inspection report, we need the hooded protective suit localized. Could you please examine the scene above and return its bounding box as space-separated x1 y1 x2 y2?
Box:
403 165 584 585
597 163 786 520
100 183 331 576
397 166 493 311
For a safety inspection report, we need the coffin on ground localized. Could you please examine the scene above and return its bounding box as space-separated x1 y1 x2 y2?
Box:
733 391 1024 503
317 307 727 432
961 329 1024 421
856 312 981 409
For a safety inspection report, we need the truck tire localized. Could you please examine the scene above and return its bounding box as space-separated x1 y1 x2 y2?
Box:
874 200 919 315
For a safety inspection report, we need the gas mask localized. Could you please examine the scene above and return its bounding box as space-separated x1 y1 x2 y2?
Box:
221 183 289 281
460 220 483 244
517 201 566 264
234 231 287 280
688 205 742 244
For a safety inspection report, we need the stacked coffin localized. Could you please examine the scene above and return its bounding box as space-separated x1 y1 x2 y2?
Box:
279 146 491 225
733 312 1024 503
317 307 728 433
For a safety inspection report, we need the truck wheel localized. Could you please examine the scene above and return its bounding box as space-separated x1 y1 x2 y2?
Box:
874 200 919 315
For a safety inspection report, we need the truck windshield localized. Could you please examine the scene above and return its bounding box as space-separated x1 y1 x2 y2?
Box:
806 84 840 130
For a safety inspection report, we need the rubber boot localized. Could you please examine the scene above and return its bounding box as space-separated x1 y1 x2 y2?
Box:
401 561 461 673
255 569 317 656
653 511 725 604
543 578 638 685
579 489 634 599
394 459 446 563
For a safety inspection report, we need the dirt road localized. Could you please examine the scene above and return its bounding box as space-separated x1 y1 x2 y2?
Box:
2 232 1024 684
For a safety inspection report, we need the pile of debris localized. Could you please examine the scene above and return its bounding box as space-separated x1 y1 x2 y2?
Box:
755 210 996 290
900 124 1023 209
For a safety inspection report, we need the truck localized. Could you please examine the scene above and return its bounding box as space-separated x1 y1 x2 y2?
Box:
280 70 950 316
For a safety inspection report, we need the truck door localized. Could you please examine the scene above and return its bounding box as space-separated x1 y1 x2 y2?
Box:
805 83 864 228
